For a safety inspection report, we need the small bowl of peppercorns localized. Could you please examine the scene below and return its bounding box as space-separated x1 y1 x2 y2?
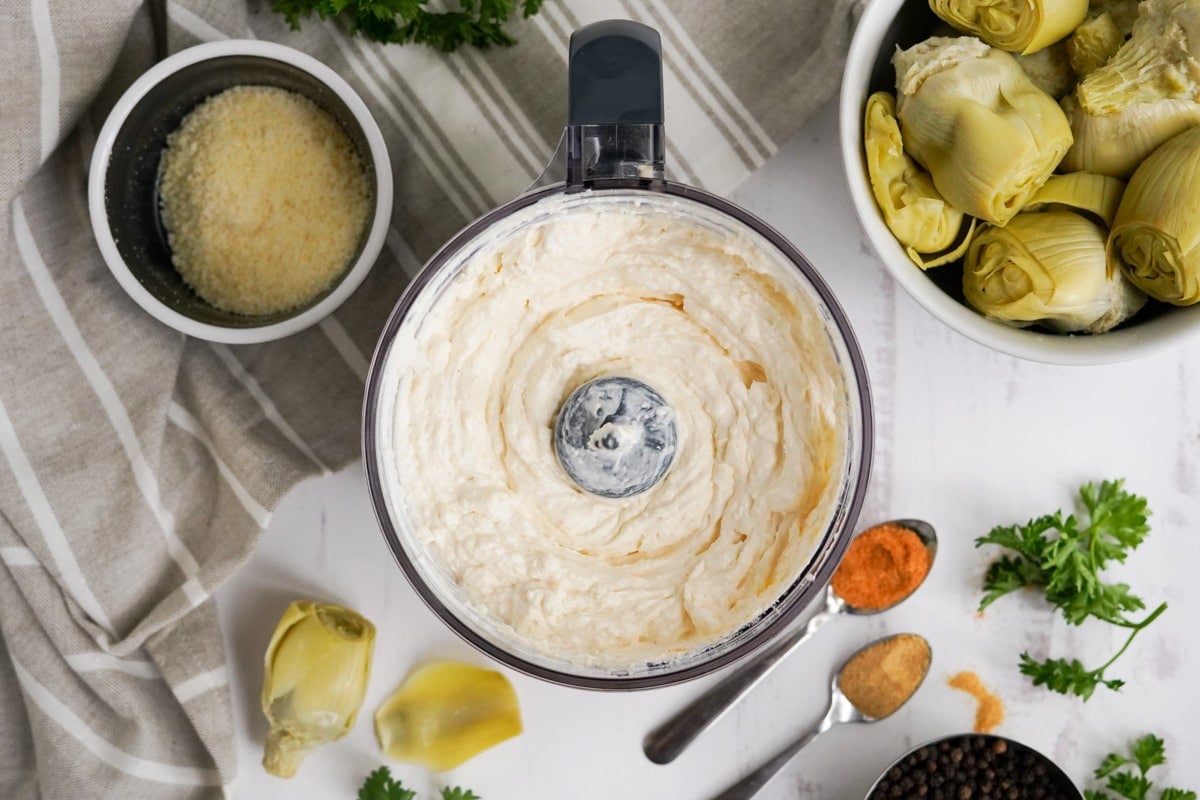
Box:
866 733 1082 800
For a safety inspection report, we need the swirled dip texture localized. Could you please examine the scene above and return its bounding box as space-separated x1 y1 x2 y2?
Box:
388 193 849 668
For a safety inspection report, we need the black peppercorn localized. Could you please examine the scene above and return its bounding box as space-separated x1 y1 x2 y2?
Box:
868 735 1078 800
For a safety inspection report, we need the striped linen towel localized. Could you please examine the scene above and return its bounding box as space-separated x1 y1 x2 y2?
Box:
0 0 862 797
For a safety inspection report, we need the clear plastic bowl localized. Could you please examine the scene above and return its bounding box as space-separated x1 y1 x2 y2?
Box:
362 182 873 689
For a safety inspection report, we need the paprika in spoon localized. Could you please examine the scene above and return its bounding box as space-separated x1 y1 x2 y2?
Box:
831 520 934 611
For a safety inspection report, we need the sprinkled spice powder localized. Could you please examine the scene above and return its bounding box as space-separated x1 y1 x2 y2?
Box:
832 521 932 610
838 633 931 719
949 670 1005 733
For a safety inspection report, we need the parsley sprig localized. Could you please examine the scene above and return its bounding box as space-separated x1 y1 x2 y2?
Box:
357 766 479 800
273 0 546 52
975 479 1167 700
1085 734 1196 800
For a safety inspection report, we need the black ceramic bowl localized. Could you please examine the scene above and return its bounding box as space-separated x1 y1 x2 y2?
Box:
866 733 1084 800
87 40 392 343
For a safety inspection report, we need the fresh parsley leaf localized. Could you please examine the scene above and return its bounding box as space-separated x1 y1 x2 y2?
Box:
979 554 1043 610
975 479 1167 700
358 766 416 800
1090 734 1195 800
1161 791 1198 800
1132 735 1167 774
1083 479 1150 566
273 0 544 51
356 767 482 800
1107 772 1153 800
1018 653 1123 701
1097 752 1136 780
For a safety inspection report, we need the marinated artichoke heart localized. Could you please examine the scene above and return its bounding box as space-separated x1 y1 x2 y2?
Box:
1068 13 1125 77
1110 125 1200 304
261 601 375 778
928 0 1088 53
1060 94 1200 176
964 210 1146 332
1023 172 1127 227
1091 0 1142 35
374 661 522 772
894 37 1073 226
864 91 972 269
1062 0 1200 176
1017 41 1077 97
1077 0 1200 115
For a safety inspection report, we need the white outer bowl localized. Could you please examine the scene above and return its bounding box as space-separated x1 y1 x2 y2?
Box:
88 40 393 344
839 0 1200 365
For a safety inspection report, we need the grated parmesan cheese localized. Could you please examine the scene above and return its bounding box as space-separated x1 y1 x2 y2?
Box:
159 85 370 316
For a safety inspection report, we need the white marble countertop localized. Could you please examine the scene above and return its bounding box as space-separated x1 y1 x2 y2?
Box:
215 98 1200 800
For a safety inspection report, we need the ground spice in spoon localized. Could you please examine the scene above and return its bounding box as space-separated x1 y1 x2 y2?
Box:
838 633 932 719
831 522 932 610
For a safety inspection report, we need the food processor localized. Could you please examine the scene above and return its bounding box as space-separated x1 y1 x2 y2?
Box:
363 19 873 689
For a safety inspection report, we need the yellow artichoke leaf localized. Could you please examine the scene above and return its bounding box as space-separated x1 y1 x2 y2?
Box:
374 661 523 772
909 216 979 269
1024 172 1127 227
865 90 965 257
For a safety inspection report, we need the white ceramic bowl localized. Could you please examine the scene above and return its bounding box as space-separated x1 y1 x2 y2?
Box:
840 0 1200 364
88 40 392 344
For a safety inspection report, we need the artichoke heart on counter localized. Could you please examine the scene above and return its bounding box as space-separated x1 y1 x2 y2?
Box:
261 601 375 778
928 0 1088 53
1110 125 1200 305
1023 172 1126 227
894 37 1073 226
375 661 522 772
964 210 1146 332
864 91 973 269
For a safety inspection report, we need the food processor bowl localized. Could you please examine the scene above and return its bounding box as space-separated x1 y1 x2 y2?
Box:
363 21 873 689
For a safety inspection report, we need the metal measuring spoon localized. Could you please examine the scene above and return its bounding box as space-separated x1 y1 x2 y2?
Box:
643 519 936 765
709 633 933 800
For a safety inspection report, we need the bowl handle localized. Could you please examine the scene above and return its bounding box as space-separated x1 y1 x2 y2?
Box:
565 20 665 187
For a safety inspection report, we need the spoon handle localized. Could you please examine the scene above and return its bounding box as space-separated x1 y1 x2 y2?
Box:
708 709 835 800
643 588 838 764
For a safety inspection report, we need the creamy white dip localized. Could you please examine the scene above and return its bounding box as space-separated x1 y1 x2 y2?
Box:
383 191 850 669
